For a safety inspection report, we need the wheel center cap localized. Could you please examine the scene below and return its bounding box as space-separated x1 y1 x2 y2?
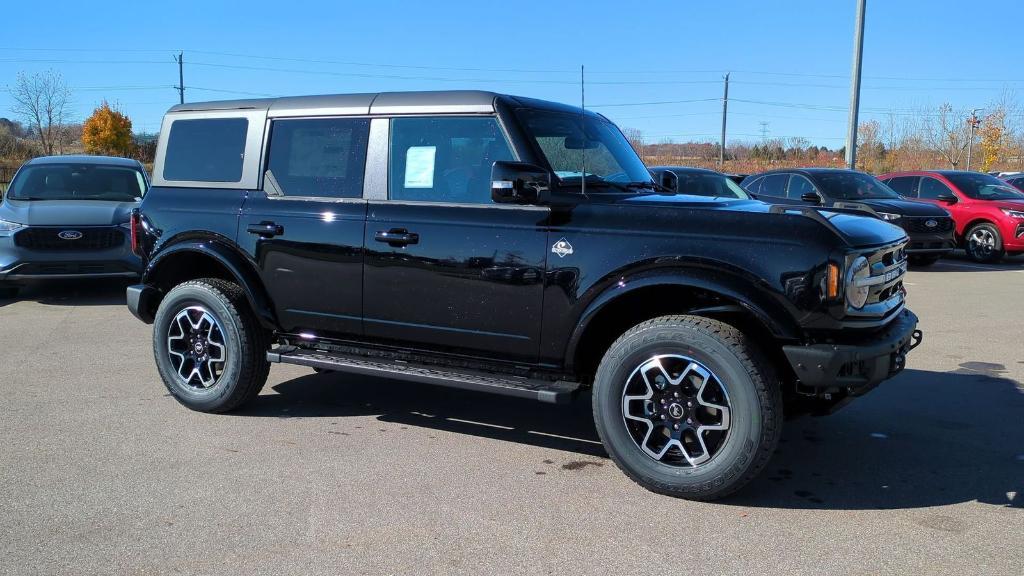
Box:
668 402 685 419
193 341 205 354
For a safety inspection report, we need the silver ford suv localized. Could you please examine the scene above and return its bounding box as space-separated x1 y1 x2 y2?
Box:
0 155 148 299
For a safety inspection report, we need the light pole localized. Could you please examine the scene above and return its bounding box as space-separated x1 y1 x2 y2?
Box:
845 0 867 169
966 108 982 171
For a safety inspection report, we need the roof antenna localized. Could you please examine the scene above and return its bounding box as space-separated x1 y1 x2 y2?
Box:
580 64 586 197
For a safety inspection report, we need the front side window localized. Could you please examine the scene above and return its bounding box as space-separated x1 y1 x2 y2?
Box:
918 177 953 200
389 116 514 204
787 175 817 199
944 172 1024 200
7 163 146 202
758 174 789 198
742 176 763 194
163 117 248 182
814 171 899 200
517 109 654 191
266 118 370 198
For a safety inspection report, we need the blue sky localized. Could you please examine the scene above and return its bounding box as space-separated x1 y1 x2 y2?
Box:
0 0 1021 146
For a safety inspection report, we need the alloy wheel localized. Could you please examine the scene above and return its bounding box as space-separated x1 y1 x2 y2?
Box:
167 306 227 389
621 354 731 467
968 227 996 258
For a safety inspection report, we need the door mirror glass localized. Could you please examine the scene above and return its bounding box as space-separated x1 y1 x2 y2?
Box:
801 191 823 204
936 193 958 204
650 169 678 192
491 161 551 204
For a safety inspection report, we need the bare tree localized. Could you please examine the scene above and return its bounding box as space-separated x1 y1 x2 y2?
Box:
621 127 645 157
923 104 971 169
9 70 73 155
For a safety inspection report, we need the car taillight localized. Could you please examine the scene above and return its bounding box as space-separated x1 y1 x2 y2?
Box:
130 211 141 256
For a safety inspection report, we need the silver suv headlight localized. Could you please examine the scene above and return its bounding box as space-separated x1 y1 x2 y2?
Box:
1001 208 1024 219
0 218 24 232
846 256 870 309
877 212 901 221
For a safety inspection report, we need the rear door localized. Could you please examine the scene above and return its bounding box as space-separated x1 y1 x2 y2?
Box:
361 115 548 362
238 116 371 337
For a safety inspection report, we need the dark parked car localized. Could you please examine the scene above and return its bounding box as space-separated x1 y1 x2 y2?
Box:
742 168 955 266
649 166 751 199
126 91 920 500
879 170 1024 263
1003 173 1024 193
0 155 148 298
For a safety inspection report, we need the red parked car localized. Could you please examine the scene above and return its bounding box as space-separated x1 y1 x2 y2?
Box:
878 170 1024 263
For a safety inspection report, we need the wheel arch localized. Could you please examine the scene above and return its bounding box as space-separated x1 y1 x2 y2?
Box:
142 238 278 329
959 217 1000 241
566 270 801 380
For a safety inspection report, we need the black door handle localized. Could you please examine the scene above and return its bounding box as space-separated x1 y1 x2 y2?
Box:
247 221 284 237
374 228 419 247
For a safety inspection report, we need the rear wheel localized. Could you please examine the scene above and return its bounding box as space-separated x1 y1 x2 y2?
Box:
592 315 782 500
964 223 1004 263
153 278 270 413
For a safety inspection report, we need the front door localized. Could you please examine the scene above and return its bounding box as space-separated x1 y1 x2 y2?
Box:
361 116 548 362
238 116 371 337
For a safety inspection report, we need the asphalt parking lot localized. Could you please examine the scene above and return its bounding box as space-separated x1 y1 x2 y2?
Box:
1 254 1022 576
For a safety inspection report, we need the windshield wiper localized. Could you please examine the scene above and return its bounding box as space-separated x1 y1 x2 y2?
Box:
624 181 675 194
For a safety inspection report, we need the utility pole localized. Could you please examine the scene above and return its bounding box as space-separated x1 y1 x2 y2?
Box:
759 121 770 141
845 0 866 169
174 51 185 104
719 72 729 170
966 108 982 171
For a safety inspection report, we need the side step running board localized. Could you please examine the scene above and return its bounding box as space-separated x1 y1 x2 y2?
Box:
267 347 580 404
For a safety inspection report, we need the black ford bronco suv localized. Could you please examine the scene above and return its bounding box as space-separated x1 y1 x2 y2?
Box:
127 91 921 500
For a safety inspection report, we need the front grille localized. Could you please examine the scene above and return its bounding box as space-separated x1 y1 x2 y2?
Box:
900 216 953 233
14 227 125 251
863 242 907 306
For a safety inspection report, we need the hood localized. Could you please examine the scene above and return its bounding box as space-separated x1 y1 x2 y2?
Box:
620 193 907 247
0 198 138 227
850 198 950 217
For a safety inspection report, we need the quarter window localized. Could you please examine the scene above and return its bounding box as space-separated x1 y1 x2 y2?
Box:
265 118 370 198
163 118 248 182
759 174 789 198
919 177 952 200
389 117 514 204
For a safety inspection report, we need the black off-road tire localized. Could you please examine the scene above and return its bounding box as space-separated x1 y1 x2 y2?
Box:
908 254 941 267
964 222 1005 263
592 315 782 500
153 278 270 413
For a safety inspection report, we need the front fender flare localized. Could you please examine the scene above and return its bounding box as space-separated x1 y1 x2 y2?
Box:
564 268 803 371
144 239 278 330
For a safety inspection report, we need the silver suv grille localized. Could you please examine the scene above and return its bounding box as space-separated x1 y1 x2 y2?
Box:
848 241 907 318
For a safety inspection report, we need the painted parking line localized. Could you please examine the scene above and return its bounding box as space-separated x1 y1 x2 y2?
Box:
932 262 1024 272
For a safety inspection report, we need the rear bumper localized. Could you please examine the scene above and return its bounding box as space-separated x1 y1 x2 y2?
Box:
126 283 160 324
783 309 921 391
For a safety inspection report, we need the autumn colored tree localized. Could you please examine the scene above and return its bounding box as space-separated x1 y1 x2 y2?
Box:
82 101 133 156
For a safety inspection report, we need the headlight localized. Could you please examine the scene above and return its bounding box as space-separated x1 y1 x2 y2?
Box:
1001 208 1024 219
877 212 901 221
0 218 24 232
846 256 870 309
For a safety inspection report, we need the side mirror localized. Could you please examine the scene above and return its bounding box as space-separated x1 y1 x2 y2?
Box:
650 169 678 193
936 194 958 204
491 161 551 205
801 192 823 204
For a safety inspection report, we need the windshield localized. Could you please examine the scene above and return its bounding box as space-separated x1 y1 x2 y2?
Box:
945 173 1024 200
814 171 900 200
7 163 147 202
674 171 750 199
516 109 654 190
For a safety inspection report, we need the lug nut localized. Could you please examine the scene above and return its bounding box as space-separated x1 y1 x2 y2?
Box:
673 424 679 430
687 418 693 424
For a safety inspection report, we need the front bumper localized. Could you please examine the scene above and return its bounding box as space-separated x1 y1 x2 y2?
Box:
783 309 921 391
905 231 955 254
0 228 141 283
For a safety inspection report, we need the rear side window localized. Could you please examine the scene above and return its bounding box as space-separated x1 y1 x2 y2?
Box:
266 118 370 198
163 118 248 182
759 174 789 198
885 176 918 198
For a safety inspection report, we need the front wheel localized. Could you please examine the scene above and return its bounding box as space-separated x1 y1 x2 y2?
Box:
592 315 782 500
964 223 1004 263
152 278 270 413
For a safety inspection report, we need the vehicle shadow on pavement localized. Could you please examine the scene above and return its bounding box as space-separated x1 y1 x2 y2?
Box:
913 252 1024 273
0 278 130 309
245 366 1022 510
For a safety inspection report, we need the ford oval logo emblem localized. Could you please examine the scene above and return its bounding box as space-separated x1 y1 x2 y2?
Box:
58 230 83 240
924 219 938 228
